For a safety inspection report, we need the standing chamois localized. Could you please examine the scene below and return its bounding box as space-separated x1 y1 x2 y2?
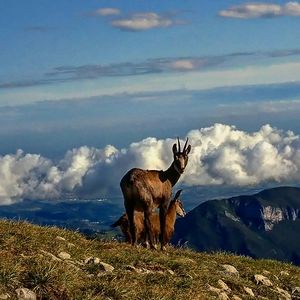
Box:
112 190 186 245
120 138 191 250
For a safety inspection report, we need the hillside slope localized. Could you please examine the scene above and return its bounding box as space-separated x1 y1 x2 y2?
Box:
173 186 300 265
0 220 299 299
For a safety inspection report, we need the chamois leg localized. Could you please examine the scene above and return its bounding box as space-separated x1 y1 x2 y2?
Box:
125 205 136 246
159 204 168 251
144 206 156 250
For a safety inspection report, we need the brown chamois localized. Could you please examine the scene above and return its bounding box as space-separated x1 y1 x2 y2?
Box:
120 138 191 250
112 190 186 244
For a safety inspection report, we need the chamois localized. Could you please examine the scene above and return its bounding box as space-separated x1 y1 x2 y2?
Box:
120 138 191 250
112 190 186 245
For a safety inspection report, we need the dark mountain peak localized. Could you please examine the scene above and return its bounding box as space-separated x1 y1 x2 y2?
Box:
173 186 300 265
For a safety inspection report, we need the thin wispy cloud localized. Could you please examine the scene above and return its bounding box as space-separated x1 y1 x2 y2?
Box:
219 2 300 19
24 26 54 32
90 8 121 16
1 49 300 90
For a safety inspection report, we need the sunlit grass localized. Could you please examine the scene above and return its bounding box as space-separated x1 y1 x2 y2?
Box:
0 219 299 299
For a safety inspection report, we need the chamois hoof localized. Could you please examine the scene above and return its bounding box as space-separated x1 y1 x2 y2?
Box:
150 244 158 250
142 241 150 249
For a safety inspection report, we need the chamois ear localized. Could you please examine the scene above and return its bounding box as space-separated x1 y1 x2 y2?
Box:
174 189 183 200
172 143 178 154
185 145 191 155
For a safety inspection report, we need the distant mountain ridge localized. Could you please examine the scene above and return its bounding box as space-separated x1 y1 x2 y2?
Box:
172 186 300 265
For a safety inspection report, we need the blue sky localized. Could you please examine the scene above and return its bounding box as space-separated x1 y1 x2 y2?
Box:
1 0 300 156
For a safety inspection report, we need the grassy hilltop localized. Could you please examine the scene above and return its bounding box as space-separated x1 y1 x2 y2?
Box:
0 220 299 300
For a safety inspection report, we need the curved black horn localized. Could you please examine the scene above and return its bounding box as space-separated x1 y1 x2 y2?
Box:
183 137 189 152
177 137 181 153
174 189 183 200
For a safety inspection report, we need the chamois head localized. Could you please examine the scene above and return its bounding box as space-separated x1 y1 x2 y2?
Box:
172 189 186 217
172 137 191 174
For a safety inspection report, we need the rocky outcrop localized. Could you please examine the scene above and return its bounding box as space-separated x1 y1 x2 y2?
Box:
261 206 299 231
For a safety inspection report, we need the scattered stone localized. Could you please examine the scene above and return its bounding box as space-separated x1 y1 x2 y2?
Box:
167 269 175 275
84 257 93 264
0 294 10 299
244 286 255 297
207 284 222 294
15 288 36 300
280 271 290 276
85 256 101 265
40 250 62 262
58 252 71 260
218 292 229 300
93 257 100 264
217 279 231 292
98 262 114 273
157 270 164 275
232 296 242 300
55 236 66 241
254 274 273 287
292 287 300 294
125 265 139 272
276 287 291 300
221 264 239 276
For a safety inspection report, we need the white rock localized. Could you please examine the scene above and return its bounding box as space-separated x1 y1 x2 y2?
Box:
40 250 62 261
244 286 255 297
99 262 114 272
125 265 138 272
93 257 100 264
207 284 221 294
232 296 242 300
15 288 36 300
276 287 291 300
85 256 101 264
217 279 231 292
58 251 71 260
292 287 300 294
84 256 94 264
280 271 290 276
55 236 66 241
254 274 273 287
222 264 239 276
167 269 175 275
0 294 10 300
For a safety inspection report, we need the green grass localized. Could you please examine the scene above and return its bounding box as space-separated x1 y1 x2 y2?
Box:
0 219 299 299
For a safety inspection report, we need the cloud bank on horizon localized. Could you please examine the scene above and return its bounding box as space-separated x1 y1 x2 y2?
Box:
1 124 300 205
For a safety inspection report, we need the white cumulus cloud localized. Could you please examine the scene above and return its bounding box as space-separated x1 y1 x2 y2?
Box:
111 12 174 31
1 124 300 205
219 2 300 19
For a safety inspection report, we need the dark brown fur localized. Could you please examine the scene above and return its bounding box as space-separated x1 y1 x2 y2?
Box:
120 139 191 250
